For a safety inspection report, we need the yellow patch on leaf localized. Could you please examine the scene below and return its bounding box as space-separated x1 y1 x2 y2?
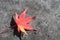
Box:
18 25 28 35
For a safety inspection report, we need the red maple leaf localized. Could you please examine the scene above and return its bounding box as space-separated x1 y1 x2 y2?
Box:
15 8 36 35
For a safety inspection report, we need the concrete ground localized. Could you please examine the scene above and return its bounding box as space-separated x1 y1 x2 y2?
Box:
0 0 60 40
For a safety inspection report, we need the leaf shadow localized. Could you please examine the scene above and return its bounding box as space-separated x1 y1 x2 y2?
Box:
10 16 23 40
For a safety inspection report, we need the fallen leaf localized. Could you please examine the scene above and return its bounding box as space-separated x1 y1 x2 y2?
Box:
15 8 36 35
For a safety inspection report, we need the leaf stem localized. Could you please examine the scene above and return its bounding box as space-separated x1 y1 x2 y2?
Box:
0 25 16 34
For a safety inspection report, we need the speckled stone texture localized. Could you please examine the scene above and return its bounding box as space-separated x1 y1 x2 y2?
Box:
0 0 60 40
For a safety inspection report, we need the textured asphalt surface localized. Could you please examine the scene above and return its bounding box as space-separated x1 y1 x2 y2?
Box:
0 0 60 40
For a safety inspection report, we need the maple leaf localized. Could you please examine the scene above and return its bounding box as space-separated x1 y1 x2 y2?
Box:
15 8 36 35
